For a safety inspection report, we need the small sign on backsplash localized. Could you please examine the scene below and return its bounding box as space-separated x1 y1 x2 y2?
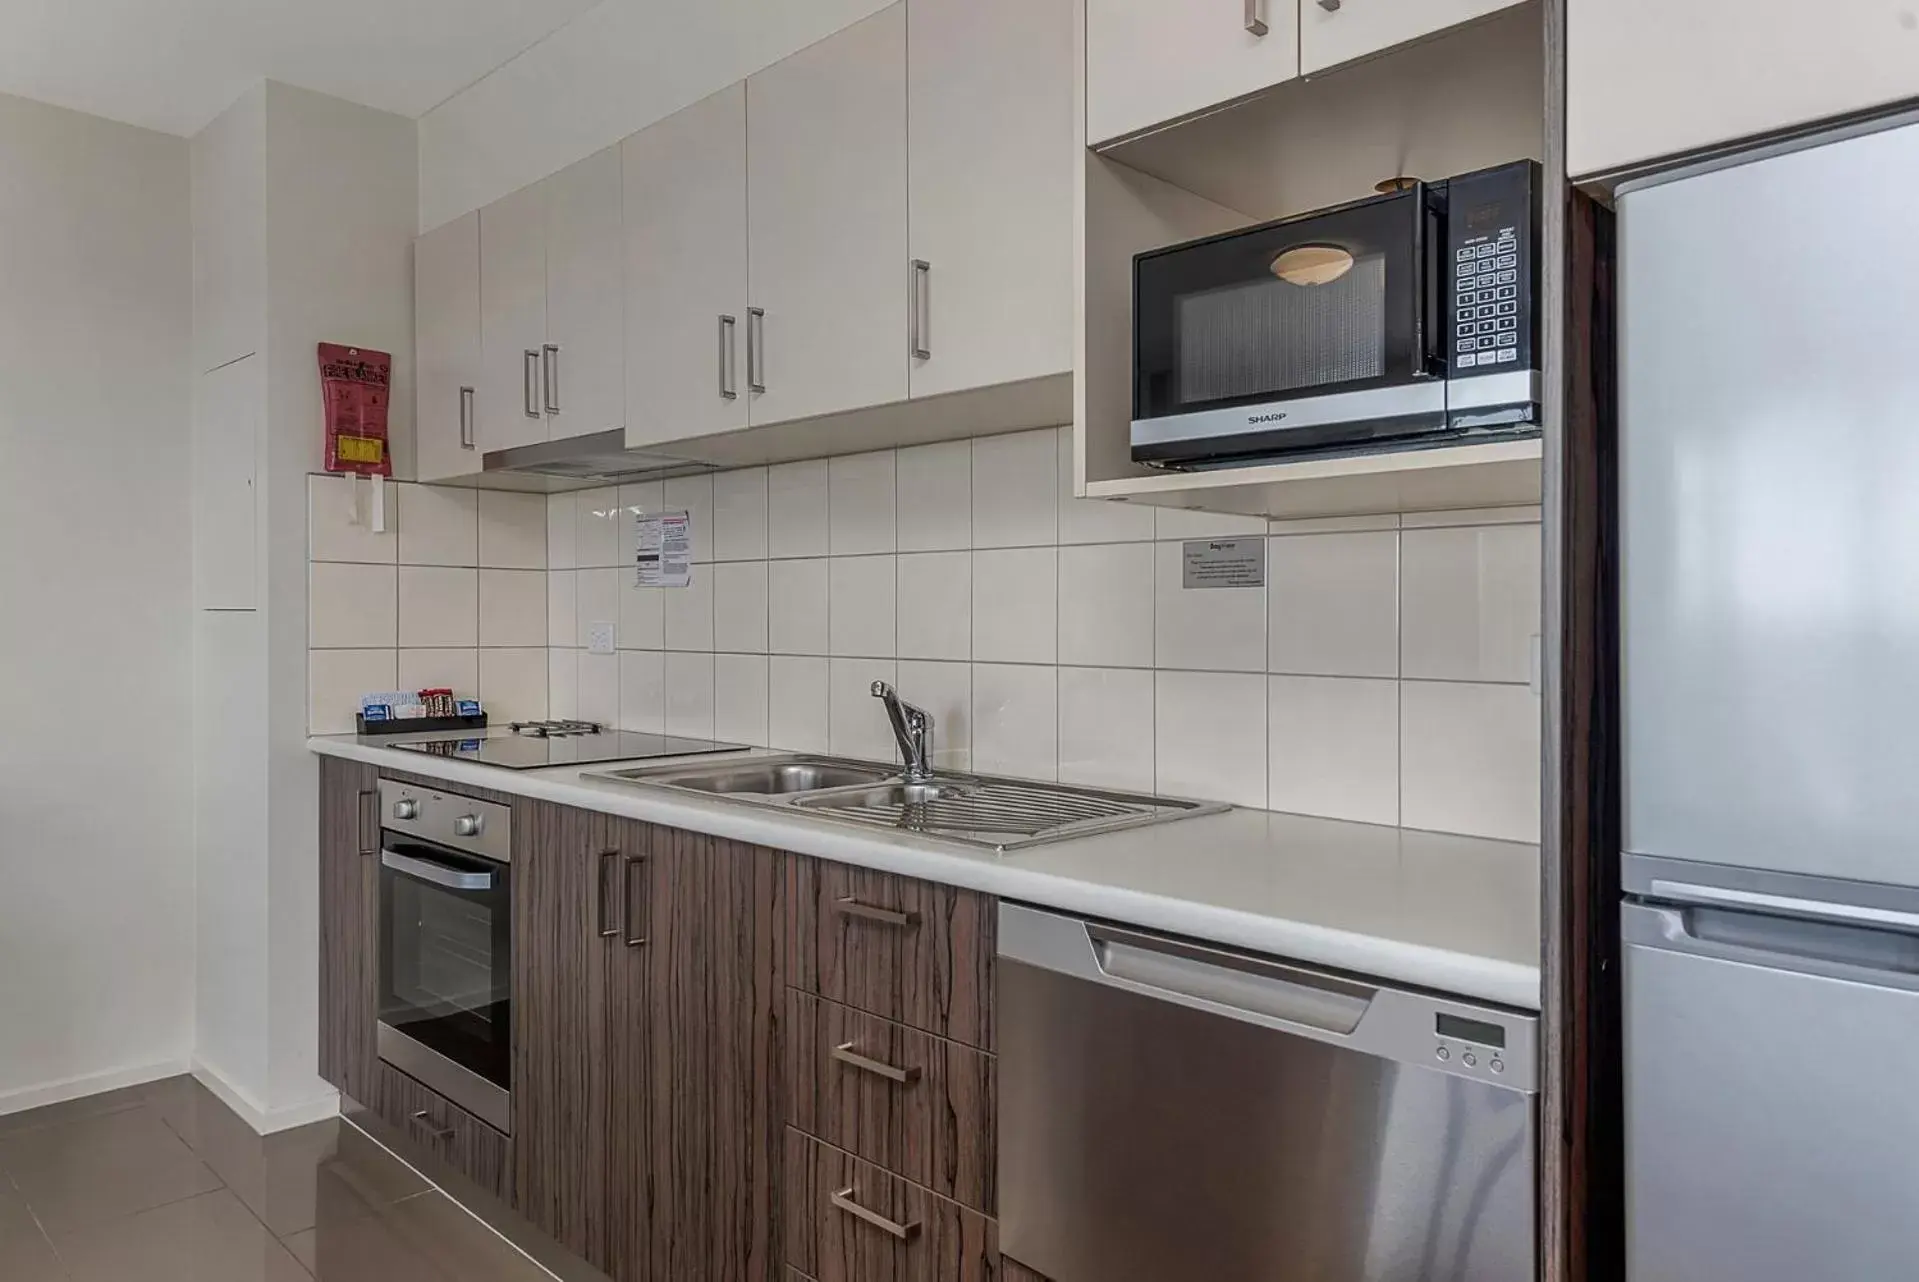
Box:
1181 537 1265 589
634 509 692 587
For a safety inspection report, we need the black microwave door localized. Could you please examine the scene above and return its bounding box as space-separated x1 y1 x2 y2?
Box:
1134 189 1433 425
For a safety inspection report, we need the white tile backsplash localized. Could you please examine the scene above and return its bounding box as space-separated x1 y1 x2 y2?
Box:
896 441 972 552
829 451 896 555
972 663 1058 781
1267 532 1399 678
1268 676 1399 824
1058 667 1155 792
972 547 1057 664
310 453 1540 843
399 485 477 567
1156 671 1268 807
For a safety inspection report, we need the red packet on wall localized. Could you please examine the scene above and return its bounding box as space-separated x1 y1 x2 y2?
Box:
319 343 393 476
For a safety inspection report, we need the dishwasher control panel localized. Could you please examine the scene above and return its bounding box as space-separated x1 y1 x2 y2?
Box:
1433 1011 1512 1080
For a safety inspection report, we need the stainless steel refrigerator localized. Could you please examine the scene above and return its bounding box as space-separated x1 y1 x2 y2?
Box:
1619 113 1919 1281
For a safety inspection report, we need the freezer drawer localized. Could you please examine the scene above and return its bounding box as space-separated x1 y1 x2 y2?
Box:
1625 901 1919 1282
997 904 1536 1282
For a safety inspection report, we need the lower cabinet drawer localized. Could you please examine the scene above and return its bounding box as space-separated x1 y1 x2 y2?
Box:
784 1130 998 1282
372 1061 512 1201
787 990 997 1213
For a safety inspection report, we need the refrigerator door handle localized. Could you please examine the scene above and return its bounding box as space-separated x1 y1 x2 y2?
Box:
1647 879 1919 933
1624 901 1919 990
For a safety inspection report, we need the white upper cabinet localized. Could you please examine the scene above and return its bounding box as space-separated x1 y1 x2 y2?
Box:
624 85 749 451
478 180 548 452
746 3 910 428
1570 0 1919 177
908 0 1075 398
1086 0 1301 147
1300 0 1525 75
542 147 625 442
414 211 481 483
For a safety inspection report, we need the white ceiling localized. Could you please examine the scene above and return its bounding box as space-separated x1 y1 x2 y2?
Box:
0 0 605 136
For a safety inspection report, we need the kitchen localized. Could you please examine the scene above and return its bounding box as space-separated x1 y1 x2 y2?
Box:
0 1 1913 1280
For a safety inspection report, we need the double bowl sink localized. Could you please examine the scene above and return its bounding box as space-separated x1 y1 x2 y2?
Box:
585 754 1226 854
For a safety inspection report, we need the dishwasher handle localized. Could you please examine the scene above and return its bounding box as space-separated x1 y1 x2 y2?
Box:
1088 925 1374 1035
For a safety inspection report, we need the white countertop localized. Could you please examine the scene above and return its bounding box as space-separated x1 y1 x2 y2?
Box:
310 735 1541 1009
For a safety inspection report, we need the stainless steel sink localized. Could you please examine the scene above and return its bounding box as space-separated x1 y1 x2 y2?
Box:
586 754 1227 853
590 757 895 796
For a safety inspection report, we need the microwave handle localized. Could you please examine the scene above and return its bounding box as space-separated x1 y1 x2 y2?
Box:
1416 187 1444 377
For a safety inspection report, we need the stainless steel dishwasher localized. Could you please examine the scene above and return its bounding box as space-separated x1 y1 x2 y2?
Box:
998 904 1537 1282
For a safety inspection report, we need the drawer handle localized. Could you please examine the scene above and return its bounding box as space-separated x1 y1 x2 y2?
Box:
832 1042 921 1086
407 1110 454 1142
834 896 920 930
831 1188 921 1242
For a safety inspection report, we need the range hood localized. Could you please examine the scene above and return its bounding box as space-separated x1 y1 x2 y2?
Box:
481 429 717 490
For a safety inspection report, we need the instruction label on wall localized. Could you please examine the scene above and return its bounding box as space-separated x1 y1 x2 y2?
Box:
635 510 692 587
1181 538 1265 589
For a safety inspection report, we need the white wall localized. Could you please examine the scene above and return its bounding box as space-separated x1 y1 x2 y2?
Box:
0 92 196 1110
417 0 891 232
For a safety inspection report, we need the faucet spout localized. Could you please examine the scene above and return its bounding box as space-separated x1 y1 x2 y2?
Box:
870 681 936 783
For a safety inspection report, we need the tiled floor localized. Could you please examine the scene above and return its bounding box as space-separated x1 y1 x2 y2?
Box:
0 1076 552 1281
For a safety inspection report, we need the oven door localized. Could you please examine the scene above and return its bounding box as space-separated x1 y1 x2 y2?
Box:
377 837 512 1133
1132 185 1445 467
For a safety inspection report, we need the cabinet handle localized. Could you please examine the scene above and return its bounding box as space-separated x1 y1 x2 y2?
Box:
719 314 738 401
407 1110 455 1142
1245 0 1271 34
623 853 649 948
596 850 621 938
1316 0 1341 10
910 260 931 360
831 1188 921 1241
832 1042 921 1086
833 896 920 930
542 344 561 414
356 790 378 856
746 307 766 394
458 386 475 449
522 350 541 418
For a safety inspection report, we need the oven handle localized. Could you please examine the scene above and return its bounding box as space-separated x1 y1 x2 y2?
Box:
381 848 496 892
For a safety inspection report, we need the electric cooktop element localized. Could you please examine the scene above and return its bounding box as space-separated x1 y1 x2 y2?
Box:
386 723 749 770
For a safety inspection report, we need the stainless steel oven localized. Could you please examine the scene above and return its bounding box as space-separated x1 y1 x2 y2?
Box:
1131 160 1541 469
376 779 513 1134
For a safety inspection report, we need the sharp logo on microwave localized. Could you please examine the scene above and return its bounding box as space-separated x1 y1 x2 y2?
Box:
1246 411 1289 425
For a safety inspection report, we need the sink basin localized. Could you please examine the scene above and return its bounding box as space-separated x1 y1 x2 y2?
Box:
593 757 896 796
790 780 966 810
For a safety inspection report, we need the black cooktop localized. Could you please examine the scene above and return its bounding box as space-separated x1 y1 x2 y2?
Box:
383 720 748 770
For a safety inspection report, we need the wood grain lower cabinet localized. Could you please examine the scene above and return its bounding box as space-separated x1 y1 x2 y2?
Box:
997 1261 1049 1282
789 860 995 1050
783 1130 998 1282
786 992 995 1214
372 1061 512 1201
317 757 379 1104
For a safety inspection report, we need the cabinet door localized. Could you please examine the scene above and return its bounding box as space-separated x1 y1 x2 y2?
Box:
747 3 909 428
415 211 482 482
907 0 1074 398
513 801 615 1269
544 147 626 442
624 85 749 451
1085 0 1300 147
604 822 656 1282
1300 0 1523 75
643 825 785 1282
1570 0 1919 178
317 757 379 1104
479 181 549 452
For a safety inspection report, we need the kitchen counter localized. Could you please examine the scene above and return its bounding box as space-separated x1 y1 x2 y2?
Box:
310 735 1541 1010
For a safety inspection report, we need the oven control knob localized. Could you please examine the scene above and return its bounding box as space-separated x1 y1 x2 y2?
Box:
453 814 484 838
391 799 420 821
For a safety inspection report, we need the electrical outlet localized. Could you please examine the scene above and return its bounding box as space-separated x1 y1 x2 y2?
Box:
586 621 617 655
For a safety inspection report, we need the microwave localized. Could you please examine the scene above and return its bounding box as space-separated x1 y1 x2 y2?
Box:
1131 160 1541 469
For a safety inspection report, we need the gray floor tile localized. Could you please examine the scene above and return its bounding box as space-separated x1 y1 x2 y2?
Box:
0 1190 67 1281
0 1082 154 1141
50 1189 307 1282
378 1191 555 1282
283 1196 454 1281
0 1106 223 1235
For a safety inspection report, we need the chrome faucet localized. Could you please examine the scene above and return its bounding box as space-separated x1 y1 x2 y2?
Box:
870 681 935 783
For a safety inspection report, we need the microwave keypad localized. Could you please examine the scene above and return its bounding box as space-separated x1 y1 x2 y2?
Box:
1453 228 1520 368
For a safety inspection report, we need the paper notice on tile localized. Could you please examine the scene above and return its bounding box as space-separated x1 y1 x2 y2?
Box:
1181 538 1265 588
635 509 692 587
